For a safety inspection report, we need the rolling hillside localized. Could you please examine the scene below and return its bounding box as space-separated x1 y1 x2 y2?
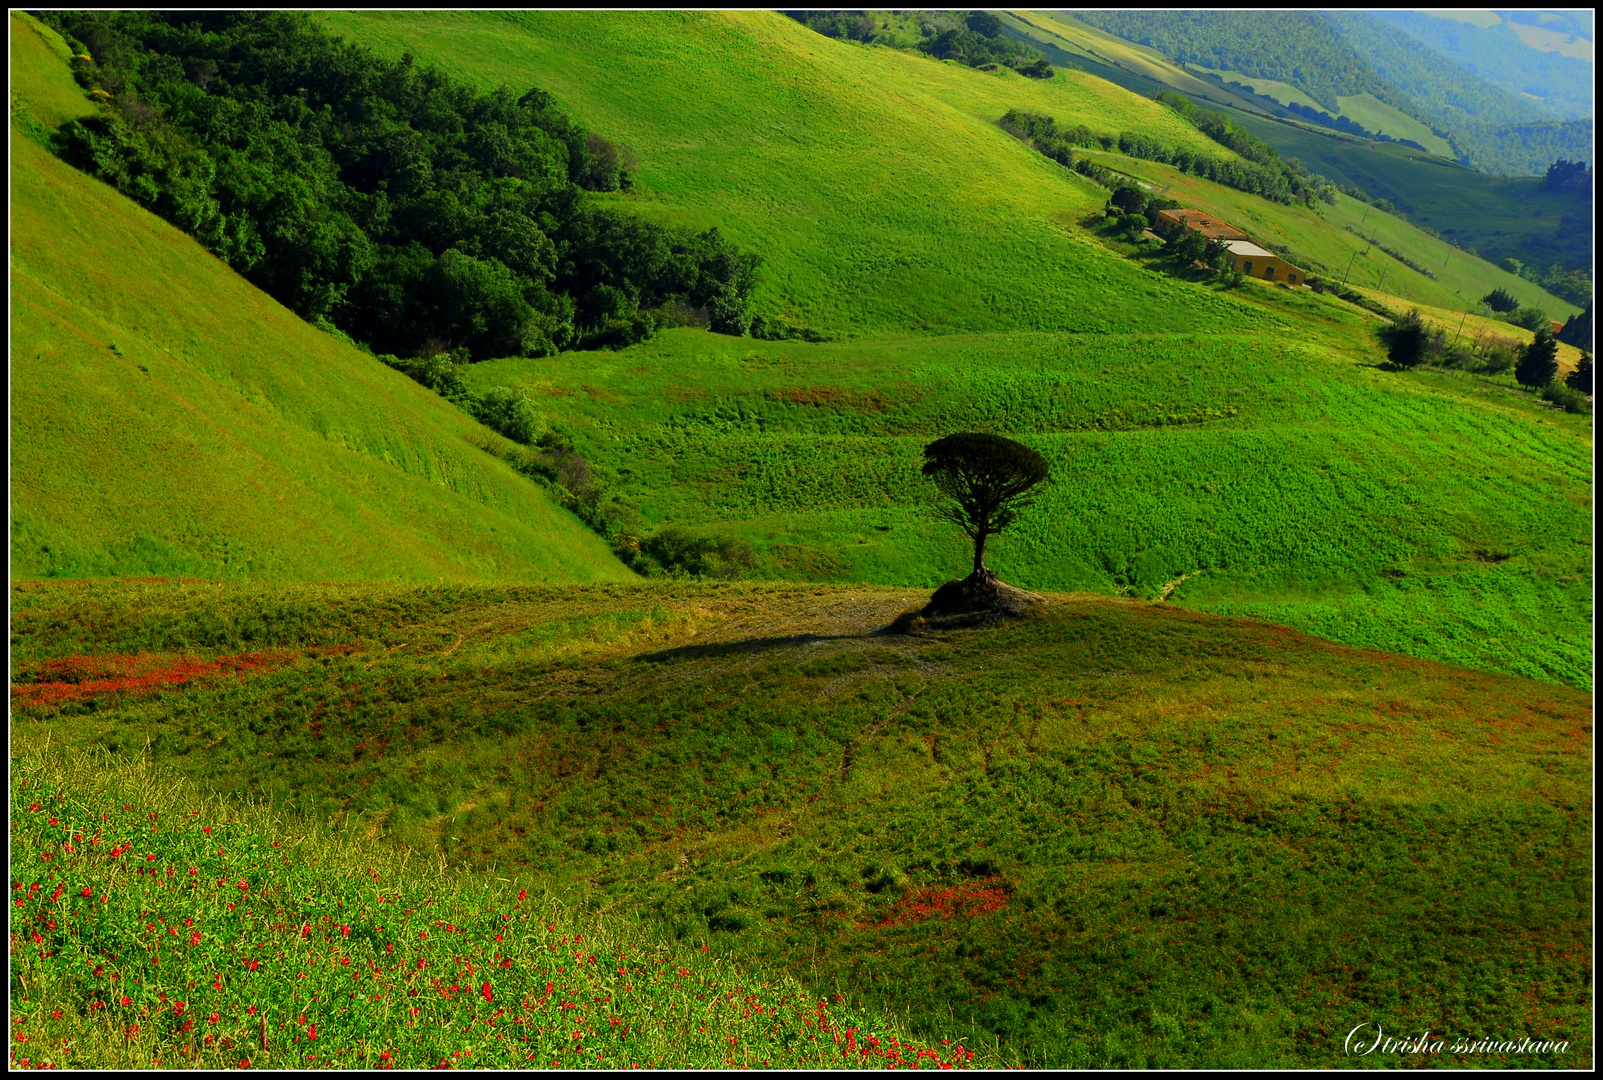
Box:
309 11 1591 690
1001 10 1593 280
9 14 629 586
11 579 1593 1067
8 11 1595 1070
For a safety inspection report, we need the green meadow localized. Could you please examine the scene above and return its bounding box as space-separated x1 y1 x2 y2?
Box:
11 579 1593 1068
9 9 1595 1070
457 324 1592 689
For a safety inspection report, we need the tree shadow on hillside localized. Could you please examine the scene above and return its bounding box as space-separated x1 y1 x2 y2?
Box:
635 633 864 664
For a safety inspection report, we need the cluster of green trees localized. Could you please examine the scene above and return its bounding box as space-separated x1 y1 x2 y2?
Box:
997 109 1105 167
1153 92 1338 206
1491 255 1592 309
785 10 1053 77
1377 312 1591 411
41 11 762 361
1479 288 1553 335
998 102 1336 209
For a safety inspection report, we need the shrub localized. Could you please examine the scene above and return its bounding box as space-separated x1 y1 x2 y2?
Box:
1506 306 1550 332
473 386 546 444
1374 310 1440 369
639 527 754 579
582 311 656 351
1538 382 1589 413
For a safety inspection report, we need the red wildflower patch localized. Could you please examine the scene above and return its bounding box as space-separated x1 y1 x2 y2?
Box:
870 878 1012 929
10 650 301 707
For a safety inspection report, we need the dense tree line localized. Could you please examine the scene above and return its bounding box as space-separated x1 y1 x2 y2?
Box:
785 10 1053 78
40 11 762 360
1152 92 1338 206
1002 107 1289 206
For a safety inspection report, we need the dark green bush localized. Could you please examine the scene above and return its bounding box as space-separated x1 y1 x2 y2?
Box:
472 386 546 445
1481 287 1519 313
1538 382 1589 413
1506 306 1551 332
1564 352 1592 394
1374 310 1440 369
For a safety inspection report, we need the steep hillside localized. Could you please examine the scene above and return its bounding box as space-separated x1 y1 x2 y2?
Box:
1364 10 1592 120
1067 9 1592 177
1004 11 1593 279
11 579 1593 1067
9 15 630 585
318 10 1269 337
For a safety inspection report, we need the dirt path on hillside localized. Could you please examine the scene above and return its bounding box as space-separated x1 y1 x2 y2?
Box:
676 588 931 646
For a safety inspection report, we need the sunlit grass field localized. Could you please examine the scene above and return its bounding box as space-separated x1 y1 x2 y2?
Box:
10 740 999 1070
11 579 1593 1068
8 15 627 586
459 325 1592 688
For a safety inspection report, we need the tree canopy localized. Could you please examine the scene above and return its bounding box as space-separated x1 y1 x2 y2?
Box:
921 433 1050 579
42 11 760 360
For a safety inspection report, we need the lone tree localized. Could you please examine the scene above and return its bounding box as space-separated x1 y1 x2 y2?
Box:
921 433 1050 580
1516 327 1560 388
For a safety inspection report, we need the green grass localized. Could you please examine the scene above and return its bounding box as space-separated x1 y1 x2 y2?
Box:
1333 93 1456 157
454 324 1592 689
295 10 1592 690
318 10 1274 337
9 739 1002 1070
11 580 1593 1068
8 17 631 586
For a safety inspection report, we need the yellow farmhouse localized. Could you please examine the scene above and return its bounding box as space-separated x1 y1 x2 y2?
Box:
1153 208 1307 286
1221 240 1305 285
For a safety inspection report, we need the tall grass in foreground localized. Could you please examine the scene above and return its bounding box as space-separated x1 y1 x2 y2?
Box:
8 741 1005 1070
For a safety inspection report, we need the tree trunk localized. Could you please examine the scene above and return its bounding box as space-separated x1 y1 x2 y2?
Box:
971 529 990 579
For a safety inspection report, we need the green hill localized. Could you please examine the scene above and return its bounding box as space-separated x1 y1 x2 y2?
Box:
11 579 1593 1067
9 14 630 585
318 10 1269 337
303 11 1591 690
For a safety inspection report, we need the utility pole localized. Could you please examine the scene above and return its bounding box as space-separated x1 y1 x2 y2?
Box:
1453 305 1471 347
1340 248 1361 288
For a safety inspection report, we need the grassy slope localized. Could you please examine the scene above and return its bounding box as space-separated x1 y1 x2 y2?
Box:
314 10 1591 690
1005 11 1592 282
1332 92 1456 157
1078 149 1581 317
318 10 1269 336
10 580 1592 1067
9 15 630 586
11 742 997 1071
458 321 1592 688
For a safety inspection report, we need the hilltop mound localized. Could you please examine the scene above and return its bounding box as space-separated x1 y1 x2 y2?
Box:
893 571 1051 631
